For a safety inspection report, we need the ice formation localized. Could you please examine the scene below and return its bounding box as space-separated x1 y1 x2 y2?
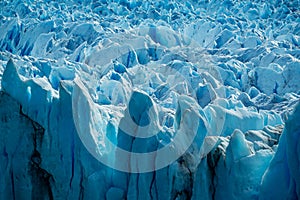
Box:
0 0 299 199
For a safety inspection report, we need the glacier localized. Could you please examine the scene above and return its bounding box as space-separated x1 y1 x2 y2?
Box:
0 0 300 199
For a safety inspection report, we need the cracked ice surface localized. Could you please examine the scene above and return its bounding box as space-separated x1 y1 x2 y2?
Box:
0 0 300 199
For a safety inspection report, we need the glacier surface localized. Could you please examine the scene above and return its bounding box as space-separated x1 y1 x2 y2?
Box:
0 0 300 199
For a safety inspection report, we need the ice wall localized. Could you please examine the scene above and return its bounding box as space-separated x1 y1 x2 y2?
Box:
0 0 299 199
260 102 300 199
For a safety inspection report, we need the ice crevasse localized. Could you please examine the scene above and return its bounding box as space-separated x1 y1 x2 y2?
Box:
0 0 300 199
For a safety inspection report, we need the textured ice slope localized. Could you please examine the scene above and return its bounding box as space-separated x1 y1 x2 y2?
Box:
0 0 300 199
260 102 300 199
